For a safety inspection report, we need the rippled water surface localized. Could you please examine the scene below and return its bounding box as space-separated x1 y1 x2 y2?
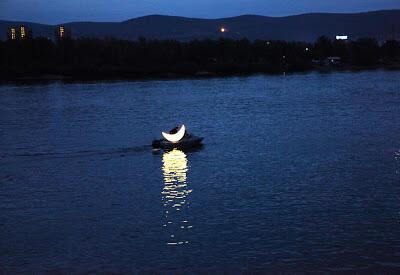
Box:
1 71 400 273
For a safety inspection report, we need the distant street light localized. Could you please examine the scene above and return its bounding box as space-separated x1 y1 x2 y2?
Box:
220 27 226 33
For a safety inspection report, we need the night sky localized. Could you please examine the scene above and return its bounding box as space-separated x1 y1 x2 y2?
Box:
1 0 399 24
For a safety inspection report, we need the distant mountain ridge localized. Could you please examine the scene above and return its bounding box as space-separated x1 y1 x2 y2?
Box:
0 10 399 42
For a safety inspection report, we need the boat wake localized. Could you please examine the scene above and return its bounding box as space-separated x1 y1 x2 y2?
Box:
1 145 152 161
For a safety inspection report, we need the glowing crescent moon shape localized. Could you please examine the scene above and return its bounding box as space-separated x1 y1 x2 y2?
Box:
162 125 186 143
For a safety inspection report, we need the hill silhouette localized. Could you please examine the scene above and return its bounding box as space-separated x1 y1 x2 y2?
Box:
0 10 399 41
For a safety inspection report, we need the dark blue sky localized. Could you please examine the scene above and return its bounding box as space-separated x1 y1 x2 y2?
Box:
1 0 399 24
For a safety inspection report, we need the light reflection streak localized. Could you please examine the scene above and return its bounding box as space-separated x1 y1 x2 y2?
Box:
162 149 192 245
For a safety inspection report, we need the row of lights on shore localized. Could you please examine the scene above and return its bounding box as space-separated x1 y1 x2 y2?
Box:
219 27 348 41
220 28 311 52
6 24 348 44
7 25 69 41
7 25 228 40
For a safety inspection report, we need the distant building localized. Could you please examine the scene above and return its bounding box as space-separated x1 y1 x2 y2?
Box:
7 27 17 40
6 25 32 40
326 56 342 65
19 25 32 40
56 25 71 40
336 35 348 41
20 26 26 39
312 56 342 67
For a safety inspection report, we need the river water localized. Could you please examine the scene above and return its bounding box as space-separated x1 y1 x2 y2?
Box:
1 71 400 273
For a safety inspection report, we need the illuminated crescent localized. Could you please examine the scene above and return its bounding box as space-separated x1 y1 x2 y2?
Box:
162 125 186 143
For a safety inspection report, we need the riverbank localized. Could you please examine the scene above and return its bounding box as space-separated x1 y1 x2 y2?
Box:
1 36 399 83
1 63 399 84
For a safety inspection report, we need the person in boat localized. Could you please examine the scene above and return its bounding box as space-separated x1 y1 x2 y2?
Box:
169 127 179 134
168 126 191 139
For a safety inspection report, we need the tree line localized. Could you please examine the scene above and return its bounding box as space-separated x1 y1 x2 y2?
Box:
0 36 399 80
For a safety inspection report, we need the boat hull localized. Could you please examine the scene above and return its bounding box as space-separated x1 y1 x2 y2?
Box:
152 136 203 150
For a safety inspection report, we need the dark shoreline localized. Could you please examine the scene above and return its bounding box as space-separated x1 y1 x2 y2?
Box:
1 64 399 84
1 36 399 84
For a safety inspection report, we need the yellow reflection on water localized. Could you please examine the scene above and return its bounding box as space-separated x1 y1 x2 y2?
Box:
162 149 192 245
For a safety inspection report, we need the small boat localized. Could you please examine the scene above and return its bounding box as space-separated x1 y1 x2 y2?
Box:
152 125 203 150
